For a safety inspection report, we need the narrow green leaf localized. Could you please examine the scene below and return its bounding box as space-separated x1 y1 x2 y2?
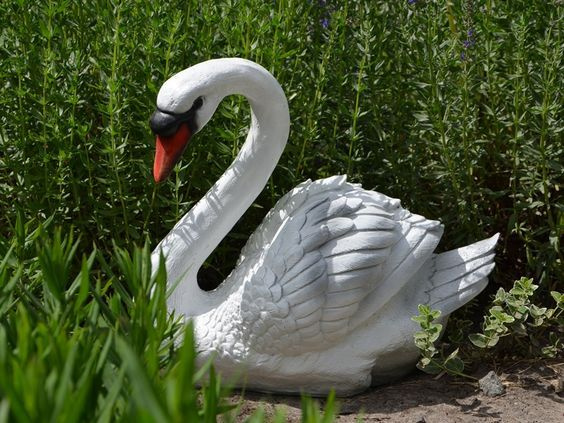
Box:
0 399 9 423
97 367 126 423
115 336 168 423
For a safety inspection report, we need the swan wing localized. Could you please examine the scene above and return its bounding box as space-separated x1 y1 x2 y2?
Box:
238 178 318 264
240 176 443 356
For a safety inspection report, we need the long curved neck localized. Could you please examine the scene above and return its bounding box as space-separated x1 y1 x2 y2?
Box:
152 60 290 317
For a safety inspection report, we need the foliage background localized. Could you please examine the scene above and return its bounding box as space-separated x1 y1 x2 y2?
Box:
0 0 562 421
1 0 561 288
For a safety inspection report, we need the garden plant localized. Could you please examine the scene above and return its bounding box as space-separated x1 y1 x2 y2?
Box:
0 0 562 421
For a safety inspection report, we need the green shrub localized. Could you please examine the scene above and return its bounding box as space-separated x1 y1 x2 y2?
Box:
413 277 564 378
1 0 562 420
1 0 561 287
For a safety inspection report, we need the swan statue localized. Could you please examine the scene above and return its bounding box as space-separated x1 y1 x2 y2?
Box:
149 58 498 396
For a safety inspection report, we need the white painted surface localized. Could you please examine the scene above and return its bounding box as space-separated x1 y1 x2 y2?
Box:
151 58 499 396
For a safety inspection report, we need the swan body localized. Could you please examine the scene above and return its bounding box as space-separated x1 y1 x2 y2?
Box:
149 58 498 396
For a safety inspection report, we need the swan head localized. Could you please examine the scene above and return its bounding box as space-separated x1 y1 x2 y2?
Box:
149 61 226 183
149 58 288 183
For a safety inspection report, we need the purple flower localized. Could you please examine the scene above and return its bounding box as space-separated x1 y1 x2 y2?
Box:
408 0 417 4
321 17 329 29
463 28 476 49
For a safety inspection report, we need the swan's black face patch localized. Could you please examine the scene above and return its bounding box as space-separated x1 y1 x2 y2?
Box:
149 108 196 137
149 96 204 136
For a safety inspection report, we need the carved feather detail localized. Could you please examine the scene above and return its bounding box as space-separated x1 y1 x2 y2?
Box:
235 176 449 355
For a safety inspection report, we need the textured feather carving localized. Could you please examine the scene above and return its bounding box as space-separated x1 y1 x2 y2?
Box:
418 233 500 315
238 176 447 355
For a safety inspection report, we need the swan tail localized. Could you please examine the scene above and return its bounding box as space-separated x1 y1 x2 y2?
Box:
418 233 499 316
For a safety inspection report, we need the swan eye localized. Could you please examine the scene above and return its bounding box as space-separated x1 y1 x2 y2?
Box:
192 96 204 110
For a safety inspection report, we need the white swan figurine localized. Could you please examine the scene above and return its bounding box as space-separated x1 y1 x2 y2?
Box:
149 58 498 396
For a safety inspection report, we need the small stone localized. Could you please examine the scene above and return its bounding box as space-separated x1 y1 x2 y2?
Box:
552 376 563 394
479 371 505 397
338 403 356 415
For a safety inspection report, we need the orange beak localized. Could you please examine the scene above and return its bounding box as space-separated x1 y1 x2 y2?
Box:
153 123 191 183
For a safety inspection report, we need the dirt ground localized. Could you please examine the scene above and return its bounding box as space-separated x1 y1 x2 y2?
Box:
233 361 564 422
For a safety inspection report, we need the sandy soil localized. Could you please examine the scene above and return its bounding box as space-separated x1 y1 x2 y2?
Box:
232 361 564 422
